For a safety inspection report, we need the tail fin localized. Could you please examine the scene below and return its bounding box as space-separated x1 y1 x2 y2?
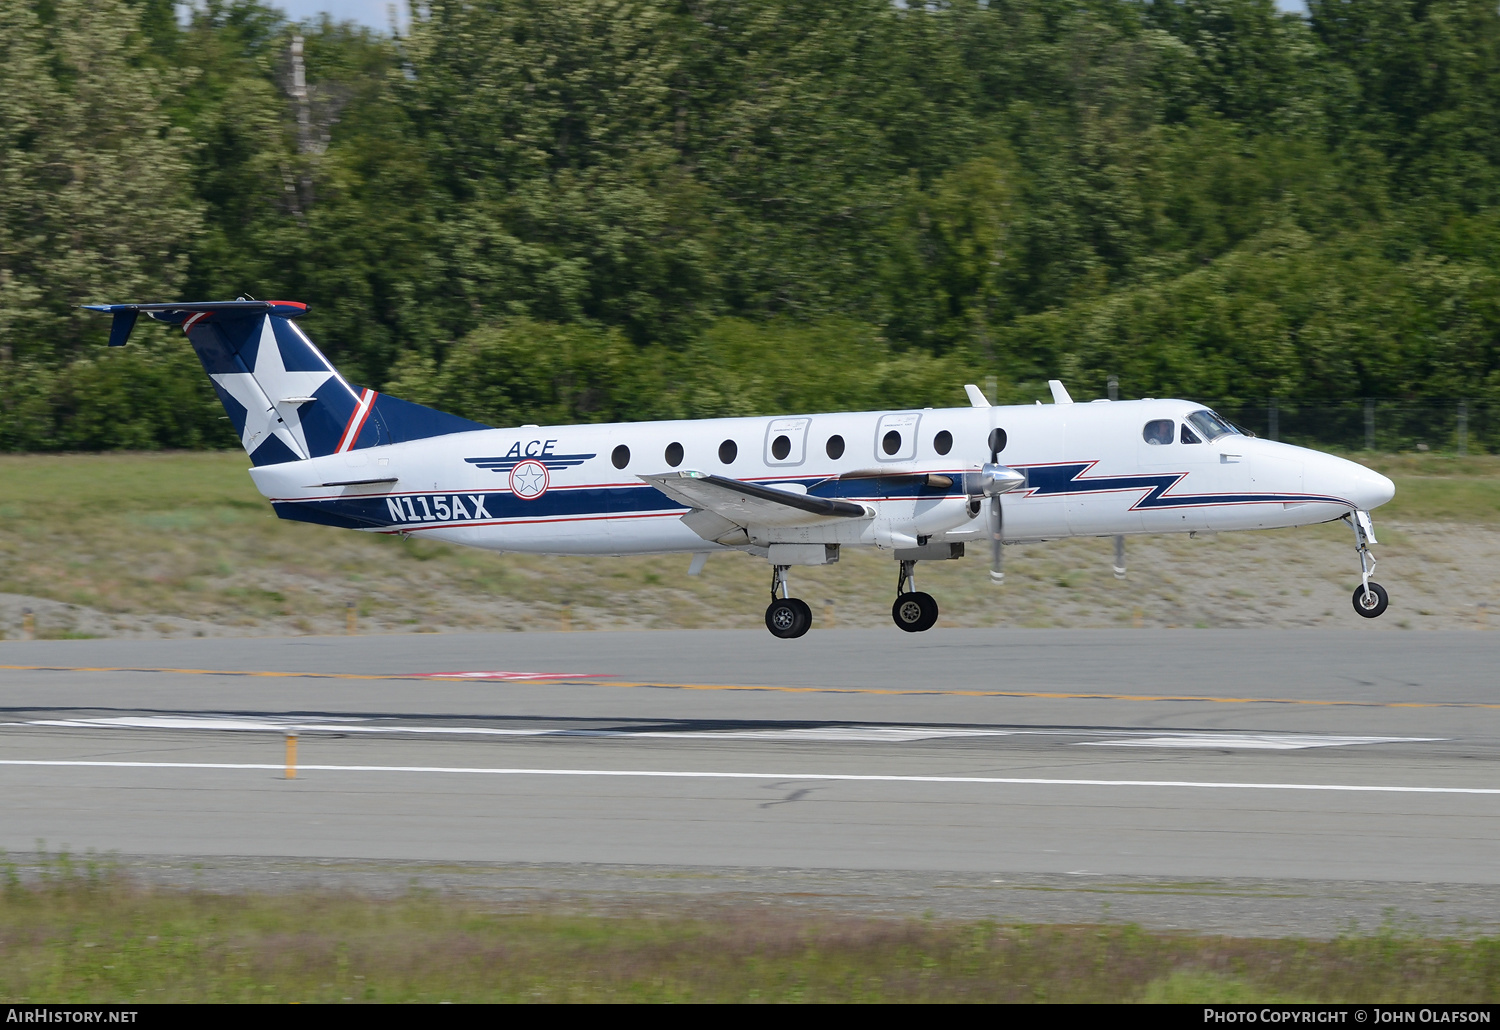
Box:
84 300 487 465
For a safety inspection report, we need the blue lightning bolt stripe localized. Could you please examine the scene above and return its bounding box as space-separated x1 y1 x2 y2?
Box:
1019 462 1353 510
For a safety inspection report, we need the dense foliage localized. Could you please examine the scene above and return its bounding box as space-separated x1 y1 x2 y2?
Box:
3 0 1500 450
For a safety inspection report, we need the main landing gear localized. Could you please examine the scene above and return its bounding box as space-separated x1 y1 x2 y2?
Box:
891 560 939 633
765 565 812 639
1346 510 1390 619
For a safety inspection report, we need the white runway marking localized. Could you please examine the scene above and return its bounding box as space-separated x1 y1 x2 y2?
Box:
8 718 1445 748
17 716 1012 743
1076 733 1439 750
1 759 1497 795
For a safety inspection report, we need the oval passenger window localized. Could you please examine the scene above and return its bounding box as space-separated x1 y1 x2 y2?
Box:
719 439 738 464
611 444 630 469
1142 420 1174 445
665 442 683 467
988 428 1007 455
771 434 791 460
826 435 845 459
934 430 952 455
882 430 902 456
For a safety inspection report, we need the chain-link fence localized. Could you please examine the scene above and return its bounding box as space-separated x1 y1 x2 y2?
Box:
1196 399 1487 454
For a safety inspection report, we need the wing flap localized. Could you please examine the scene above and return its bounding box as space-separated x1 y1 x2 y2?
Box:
641 471 868 529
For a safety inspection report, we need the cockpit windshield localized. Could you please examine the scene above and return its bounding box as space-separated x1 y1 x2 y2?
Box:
1186 409 1238 442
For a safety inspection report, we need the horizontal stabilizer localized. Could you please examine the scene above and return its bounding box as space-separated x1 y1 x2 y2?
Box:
82 300 310 347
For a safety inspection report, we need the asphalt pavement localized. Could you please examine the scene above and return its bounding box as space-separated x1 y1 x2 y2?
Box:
3 628 1497 936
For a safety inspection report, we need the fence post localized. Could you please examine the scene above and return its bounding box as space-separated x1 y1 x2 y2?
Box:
1268 397 1278 442
1364 398 1375 451
1458 400 1469 457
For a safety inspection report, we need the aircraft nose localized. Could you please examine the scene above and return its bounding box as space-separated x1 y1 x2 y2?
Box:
1352 466 1395 510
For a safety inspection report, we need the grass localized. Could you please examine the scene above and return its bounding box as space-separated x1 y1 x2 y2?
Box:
1350 452 1500 524
3 859 1500 1003
0 450 1497 636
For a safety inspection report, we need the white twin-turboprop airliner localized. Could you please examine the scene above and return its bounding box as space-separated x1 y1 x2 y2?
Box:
88 299 1396 637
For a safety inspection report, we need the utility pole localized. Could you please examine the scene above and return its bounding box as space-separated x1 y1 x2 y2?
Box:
289 35 313 213
291 35 311 153
1107 375 1119 402
1268 396 1278 442
1364 398 1375 451
1458 399 1469 457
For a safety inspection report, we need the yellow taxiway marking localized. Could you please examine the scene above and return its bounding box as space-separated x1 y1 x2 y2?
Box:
1 664 1497 710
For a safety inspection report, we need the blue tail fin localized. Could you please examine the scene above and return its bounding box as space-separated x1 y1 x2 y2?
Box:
84 300 487 466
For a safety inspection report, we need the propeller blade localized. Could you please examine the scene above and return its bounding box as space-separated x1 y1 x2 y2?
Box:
990 494 1004 584
988 412 1005 583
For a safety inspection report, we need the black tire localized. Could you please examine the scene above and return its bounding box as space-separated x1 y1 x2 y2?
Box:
892 591 939 633
766 598 811 639
788 598 813 638
1352 582 1389 619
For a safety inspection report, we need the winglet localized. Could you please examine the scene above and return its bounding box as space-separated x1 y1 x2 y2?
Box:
1048 380 1074 404
107 309 139 347
964 384 990 408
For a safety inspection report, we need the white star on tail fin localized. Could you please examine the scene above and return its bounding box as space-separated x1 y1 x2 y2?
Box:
210 317 333 459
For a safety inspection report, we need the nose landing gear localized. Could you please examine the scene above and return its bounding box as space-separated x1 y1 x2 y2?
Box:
891 560 939 633
1345 510 1389 619
765 565 812 638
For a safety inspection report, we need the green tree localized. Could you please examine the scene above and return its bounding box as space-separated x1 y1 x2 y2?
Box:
0 0 199 362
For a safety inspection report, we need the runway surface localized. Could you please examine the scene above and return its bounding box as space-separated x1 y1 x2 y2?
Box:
3 628 1499 935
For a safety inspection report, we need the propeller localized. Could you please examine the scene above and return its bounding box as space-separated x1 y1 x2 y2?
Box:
987 425 1007 583
972 402 1025 583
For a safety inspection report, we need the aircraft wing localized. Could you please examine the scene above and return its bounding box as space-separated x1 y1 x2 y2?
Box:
640 471 868 530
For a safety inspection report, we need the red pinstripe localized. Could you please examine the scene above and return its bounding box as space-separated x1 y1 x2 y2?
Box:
335 389 377 453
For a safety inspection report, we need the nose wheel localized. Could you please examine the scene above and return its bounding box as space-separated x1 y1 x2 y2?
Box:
891 559 940 632
1352 582 1389 618
764 565 812 638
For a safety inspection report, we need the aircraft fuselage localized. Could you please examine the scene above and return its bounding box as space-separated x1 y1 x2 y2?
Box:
247 397 1394 557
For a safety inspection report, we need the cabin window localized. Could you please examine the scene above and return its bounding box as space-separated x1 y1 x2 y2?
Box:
771 434 791 460
933 430 952 455
719 439 738 464
826 435 845 459
1143 420 1174 445
612 445 630 469
988 428 1007 455
1187 409 1236 442
1180 423 1202 444
875 412 920 461
665 442 683 467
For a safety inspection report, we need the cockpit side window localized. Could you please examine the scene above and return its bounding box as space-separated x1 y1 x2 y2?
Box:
1180 423 1202 444
1143 419 1174 445
1187 409 1237 442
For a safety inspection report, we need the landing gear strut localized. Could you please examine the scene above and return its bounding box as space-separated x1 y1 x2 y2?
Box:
765 565 812 638
1345 510 1389 619
891 560 939 633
